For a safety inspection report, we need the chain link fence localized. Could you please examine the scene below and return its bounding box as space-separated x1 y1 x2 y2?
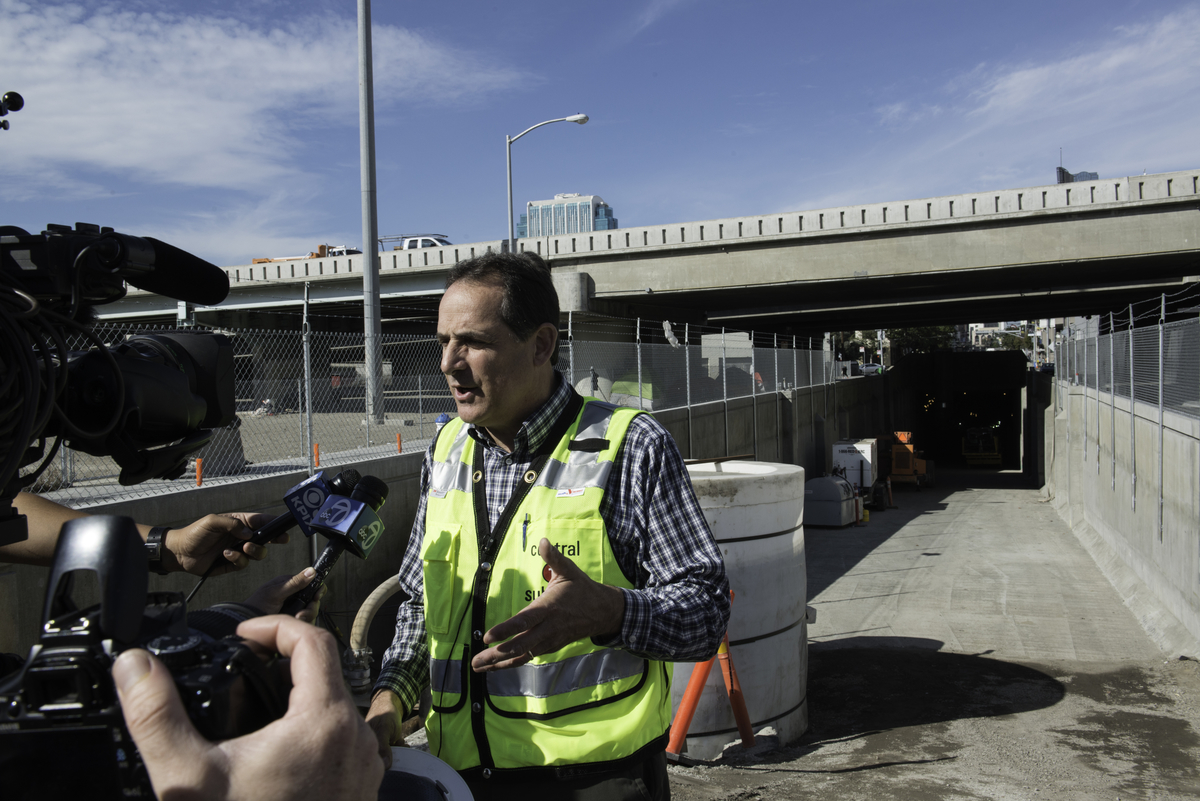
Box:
29 314 828 507
1057 315 1200 419
1055 303 1199 540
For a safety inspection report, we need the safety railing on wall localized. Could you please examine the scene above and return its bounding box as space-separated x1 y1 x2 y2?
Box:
27 313 832 508
1055 295 1200 539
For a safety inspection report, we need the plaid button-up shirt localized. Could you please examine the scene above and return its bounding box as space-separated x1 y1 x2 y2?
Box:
374 373 730 715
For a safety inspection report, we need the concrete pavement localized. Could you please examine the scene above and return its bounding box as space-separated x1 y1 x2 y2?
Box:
669 469 1200 800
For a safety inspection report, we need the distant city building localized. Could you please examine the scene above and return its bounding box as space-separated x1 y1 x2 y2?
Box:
516 194 618 238
1056 167 1099 183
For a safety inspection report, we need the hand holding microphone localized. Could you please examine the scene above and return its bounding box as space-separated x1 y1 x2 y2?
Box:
281 476 388 617
246 468 362 548
186 469 362 603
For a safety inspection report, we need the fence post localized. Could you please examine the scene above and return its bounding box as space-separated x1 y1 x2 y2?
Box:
418 373 424 439
685 323 692 460
303 283 315 478
1067 333 1073 448
1158 293 1165 540
636 318 643 412
59 444 72 488
1110 313 1115 489
1129 304 1136 511
751 332 758 461
568 310 575 390
792 334 797 391
298 377 305 463
722 328 729 457
1095 329 1100 475
775 333 780 462
1083 333 1088 462
808 337 814 465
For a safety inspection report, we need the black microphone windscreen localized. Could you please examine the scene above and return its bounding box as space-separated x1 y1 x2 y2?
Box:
124 237 230 306
353 475 390 507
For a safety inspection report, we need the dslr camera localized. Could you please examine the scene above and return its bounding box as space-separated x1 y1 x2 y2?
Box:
0 516 291 798
0 222 236 547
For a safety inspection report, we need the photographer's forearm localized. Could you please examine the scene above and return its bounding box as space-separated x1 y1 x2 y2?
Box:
2 493 257 575
1 492 91 566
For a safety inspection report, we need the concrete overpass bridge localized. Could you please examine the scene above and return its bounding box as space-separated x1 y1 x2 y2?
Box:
101 168 1200 332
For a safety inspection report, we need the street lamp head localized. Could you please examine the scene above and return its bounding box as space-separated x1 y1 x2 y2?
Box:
566 113 589 124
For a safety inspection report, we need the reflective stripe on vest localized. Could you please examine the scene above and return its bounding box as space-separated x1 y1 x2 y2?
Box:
430 646 645 699
420 398 673 771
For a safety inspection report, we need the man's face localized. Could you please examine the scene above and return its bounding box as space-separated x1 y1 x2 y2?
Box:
437 279 554 449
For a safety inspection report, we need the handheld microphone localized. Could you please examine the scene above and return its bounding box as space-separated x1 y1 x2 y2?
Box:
282 475 388 616
184 469 361 605
94 232 231 306
248 468 362 547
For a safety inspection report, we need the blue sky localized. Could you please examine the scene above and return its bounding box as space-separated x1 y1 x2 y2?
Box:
2 0 1198 266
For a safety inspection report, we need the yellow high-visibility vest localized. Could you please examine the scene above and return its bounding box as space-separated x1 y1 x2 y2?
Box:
421 399 672 773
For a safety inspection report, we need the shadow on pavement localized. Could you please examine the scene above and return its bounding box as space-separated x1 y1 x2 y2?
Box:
706 637 1065 774
796 637 1065 752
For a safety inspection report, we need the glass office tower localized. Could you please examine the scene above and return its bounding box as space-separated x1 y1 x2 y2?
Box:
517 194 618 238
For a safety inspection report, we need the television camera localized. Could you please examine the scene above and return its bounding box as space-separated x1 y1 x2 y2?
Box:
0 222 234 547
0 90 22 131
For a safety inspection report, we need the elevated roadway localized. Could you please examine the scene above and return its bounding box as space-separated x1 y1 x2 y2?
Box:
100 169 1200 331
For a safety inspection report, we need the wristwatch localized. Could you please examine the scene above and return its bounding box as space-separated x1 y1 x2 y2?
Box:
146 526 172 575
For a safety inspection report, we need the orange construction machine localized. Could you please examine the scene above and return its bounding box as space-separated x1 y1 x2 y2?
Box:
890 431 935 488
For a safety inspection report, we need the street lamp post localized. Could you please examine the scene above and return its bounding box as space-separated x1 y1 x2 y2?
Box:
506 114 588 253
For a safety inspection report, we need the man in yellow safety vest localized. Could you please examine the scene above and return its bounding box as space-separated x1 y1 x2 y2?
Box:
366 252 729 800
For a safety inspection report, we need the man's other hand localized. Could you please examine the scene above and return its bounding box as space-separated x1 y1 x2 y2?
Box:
114 615 384 801
471 537 625 672
365 690 407 770
167 512 277 575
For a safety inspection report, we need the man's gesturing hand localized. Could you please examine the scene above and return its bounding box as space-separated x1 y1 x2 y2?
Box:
114 615 384 801
471 537 626 672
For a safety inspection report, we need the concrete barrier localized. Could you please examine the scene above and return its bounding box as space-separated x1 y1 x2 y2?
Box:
0 378 887 666
1046 382 1200 657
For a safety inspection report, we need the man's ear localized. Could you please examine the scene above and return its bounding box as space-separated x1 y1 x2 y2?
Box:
531 323 558 367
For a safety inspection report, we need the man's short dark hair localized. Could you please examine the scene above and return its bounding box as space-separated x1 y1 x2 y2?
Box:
446 252 560 364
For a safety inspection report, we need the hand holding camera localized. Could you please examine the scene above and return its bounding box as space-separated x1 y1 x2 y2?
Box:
116 614 383 801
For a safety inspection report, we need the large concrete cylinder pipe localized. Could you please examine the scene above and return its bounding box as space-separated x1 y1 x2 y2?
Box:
674 460 808 760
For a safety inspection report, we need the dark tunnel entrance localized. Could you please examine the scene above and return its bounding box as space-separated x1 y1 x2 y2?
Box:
888 351 1050 478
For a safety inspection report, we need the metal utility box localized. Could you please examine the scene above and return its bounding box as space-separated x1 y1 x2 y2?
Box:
804 476 856 527
833 439 878 493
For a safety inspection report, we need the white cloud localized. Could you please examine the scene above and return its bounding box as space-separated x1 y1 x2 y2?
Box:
789 5 1200 212
876 101 943 130
630 0 698 38
0 0 528 196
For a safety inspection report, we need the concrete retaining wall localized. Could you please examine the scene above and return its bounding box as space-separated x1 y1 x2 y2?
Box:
0 451 425 659
0 379 887 661
1047 383 1200 657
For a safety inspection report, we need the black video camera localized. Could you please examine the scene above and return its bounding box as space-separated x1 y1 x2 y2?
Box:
0 516 291 799
0 222 235 546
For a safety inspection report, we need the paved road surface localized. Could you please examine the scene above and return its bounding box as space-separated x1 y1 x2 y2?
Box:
669 469 1200 800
